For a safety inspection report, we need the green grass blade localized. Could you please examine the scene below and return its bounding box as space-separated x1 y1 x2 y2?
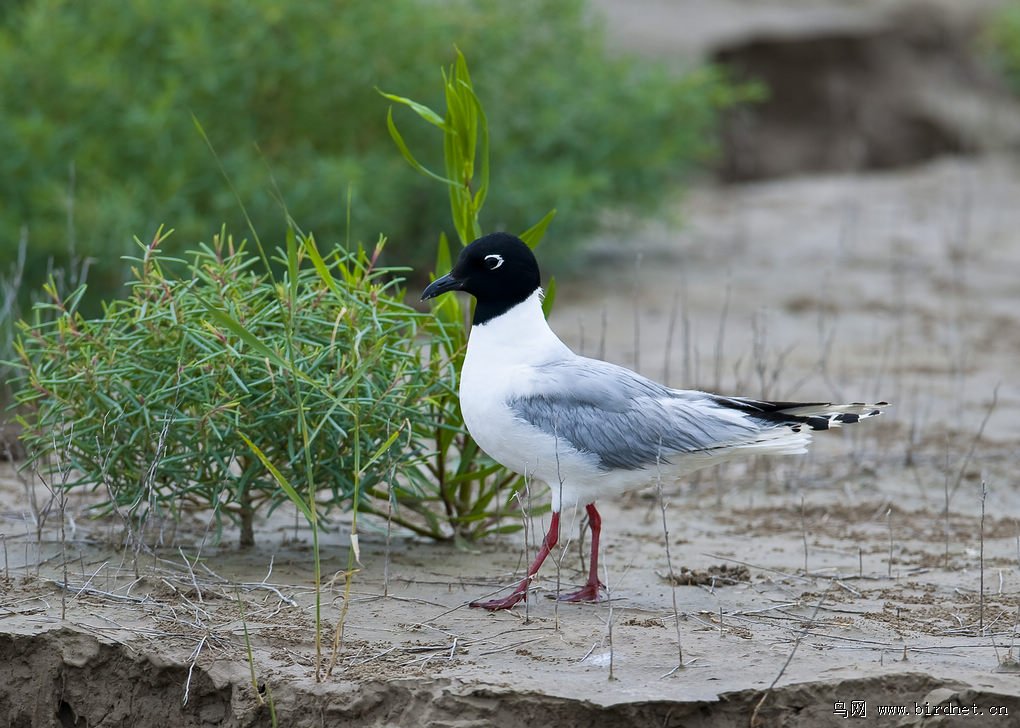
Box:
435 232 452 270
239 433 314 523
520 209 557 249
385 108 458 186
196 296 290 370
377 90 447 128
302 234 341 298
458 80 489 216
286 227 300 302
359 422 406 475
542 276 556 318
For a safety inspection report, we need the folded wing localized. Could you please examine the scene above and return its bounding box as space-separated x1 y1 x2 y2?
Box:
510 357 885 471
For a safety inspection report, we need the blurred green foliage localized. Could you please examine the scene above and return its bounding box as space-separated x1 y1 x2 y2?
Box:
0 0 756 308
985 2 1020 93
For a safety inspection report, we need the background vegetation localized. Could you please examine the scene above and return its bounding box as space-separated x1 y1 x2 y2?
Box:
8 50 559 552
985 2 1020 93
0 0 752 311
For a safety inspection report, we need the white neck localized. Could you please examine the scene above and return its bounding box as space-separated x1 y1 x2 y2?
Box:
466 289 572 366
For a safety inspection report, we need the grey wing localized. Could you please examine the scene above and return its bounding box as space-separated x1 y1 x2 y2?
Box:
509 358 761 470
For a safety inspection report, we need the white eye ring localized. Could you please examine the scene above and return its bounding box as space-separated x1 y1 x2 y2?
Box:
484 254 504 270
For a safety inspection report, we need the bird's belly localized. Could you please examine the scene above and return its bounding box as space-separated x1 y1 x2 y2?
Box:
459 368 635 506
460 363 550 476
459 384 533 476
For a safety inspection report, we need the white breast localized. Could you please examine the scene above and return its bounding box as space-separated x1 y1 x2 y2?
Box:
459 291 592 501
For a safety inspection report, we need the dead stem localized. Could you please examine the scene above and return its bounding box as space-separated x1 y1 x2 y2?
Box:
655 444 685 675
949 385 999 502
886 508 894 579
979 480 987 636
182 635 208 707
800 494 809 575
712 280 731 392
749 583 833 727
523 476 534 623
554 422 564 630
663 288 680 387
383 489 393 598
605 560 616 682
598 303 607 361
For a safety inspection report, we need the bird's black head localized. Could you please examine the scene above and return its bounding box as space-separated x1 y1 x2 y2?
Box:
421 232 542 325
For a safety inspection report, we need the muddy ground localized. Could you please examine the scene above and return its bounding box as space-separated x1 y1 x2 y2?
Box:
3 154 1020 727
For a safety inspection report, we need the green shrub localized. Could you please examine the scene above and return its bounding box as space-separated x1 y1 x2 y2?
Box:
12 227 436 546
0 0 754 309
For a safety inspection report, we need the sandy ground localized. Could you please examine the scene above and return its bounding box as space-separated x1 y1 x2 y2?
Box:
3 155 1020 726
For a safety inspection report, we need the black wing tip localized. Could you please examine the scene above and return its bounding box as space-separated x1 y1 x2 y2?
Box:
804 407 884 431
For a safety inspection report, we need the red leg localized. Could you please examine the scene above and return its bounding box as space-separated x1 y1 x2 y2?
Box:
558 503 606 603
471 511 560 611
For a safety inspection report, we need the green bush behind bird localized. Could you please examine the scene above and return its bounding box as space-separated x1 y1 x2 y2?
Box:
0 0 757 309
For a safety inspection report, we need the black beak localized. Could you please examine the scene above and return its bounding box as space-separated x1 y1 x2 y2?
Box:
421 272 464 301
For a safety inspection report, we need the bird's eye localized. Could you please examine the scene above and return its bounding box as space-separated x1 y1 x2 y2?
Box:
484 254 504 270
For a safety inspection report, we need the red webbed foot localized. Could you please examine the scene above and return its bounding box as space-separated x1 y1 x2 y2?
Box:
470 591 528 611
557 580 606 603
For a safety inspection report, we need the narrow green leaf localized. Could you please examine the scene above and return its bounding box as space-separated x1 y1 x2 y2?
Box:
453 47 472 89
493 523 525 535
445 462 503 486
435 232 452 272
467 484 500 516
520 209 557 249
452 436 479 474
377 90 447 128
240 433 314 523
456 78 489 221
386 108 458 186
285 226 299 301
541 276 557 318
428 235 462 326
196 295 289 370
303 234 341 298
359 423 405 474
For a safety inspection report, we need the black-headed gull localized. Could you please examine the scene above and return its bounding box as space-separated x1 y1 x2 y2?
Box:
422 232 885 611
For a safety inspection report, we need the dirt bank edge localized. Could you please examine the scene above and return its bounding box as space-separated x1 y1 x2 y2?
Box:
4 625 1019 727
